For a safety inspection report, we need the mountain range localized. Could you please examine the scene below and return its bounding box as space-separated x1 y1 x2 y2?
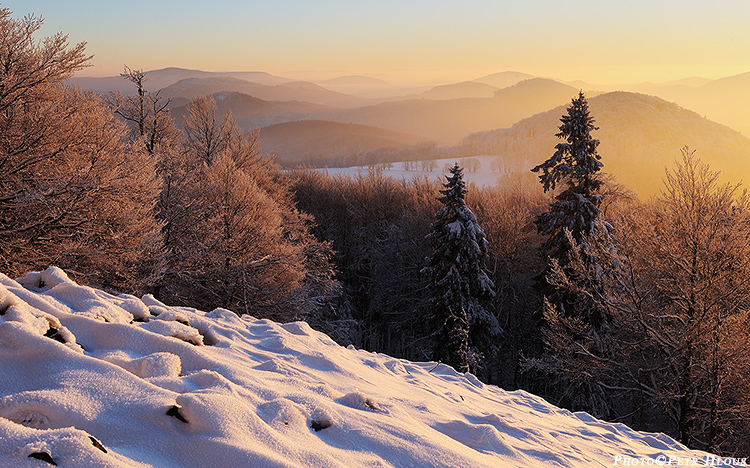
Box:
72 68 750 196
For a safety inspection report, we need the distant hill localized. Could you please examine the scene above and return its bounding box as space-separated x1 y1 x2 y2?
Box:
474 71 535 89
257 120 430 167
72 67 291 94
160 77 367 108
681 72 750 136
319 78 578 144
624 71 750 137
312 75 410 100
460 91 750 196
321 75 388 86
421 81 499 99
168 91 332 130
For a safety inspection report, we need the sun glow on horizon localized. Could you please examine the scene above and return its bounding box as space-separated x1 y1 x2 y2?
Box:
3 0 749 86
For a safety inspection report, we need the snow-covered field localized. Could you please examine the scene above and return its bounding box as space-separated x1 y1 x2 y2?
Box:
320 156 507 187
0 267 740 467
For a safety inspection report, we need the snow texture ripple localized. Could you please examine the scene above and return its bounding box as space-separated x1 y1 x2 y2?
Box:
0 267 737 467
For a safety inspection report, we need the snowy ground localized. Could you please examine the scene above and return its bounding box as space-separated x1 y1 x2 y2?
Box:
0 267 742 467
320 156 507 187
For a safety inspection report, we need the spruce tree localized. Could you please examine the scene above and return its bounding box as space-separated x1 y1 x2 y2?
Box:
525 92 618 418
531 91 611 325
532 91 607 259
423 164 500 375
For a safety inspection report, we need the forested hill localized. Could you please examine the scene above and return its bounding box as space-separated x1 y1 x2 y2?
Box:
256 120 430 167
460 91 750 196
317 78 577 144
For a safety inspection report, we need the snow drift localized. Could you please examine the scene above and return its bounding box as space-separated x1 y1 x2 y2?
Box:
0 267 737 467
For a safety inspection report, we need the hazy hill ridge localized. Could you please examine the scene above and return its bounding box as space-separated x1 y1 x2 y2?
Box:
316 78 578 144
473 71 536 89
160 77 368 108
420 81 500 100
627 71 750 137
168 91 333 130
72 67 291 94
256 120 430 167
462 91 750 195
72 68 750 182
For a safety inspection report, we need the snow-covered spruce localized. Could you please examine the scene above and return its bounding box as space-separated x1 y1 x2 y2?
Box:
423 163 501 377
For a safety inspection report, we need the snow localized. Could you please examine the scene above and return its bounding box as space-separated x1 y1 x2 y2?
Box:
0 267 740 467
320 156 505 187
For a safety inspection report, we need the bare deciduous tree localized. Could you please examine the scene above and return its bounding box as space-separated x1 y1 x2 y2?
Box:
111 66 176 156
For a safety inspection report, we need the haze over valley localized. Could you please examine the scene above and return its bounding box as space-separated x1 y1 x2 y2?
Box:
73 67 750 197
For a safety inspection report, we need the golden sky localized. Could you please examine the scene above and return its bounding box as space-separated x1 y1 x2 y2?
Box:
4 0 749 84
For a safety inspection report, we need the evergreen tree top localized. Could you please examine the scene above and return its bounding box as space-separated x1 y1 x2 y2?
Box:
439 163 468 208
532 91 603 194
530 91 610 262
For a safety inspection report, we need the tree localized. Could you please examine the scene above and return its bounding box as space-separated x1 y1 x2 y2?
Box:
533 148 750 455
531 91 611 325
423 164 500 375
0 9 163 292
626 148 750 452
158 95 338 321
291 169 441 359
532 91 606 257
111 66 177 157
524 91 615 419
111 67 186 264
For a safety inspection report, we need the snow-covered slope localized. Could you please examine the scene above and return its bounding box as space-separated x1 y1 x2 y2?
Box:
0 268 737 467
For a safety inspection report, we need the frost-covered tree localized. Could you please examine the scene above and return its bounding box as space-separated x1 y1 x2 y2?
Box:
623 149 750 452
531 91 611 325
0 9 164 292
111 67 187 262
423 164 500 375
158 96 338 321
523 92 616 420
532 91 607 258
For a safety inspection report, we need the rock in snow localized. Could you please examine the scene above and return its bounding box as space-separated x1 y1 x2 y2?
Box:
0 267 739 467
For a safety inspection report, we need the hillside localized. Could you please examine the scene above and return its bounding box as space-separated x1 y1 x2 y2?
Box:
0 267 730 467
257 120 430 167
168 92 332 131
319 78 578 144
160 77 367 108
461 91 750 196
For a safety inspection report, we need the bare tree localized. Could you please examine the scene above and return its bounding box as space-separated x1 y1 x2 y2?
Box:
631 148 750 452
182 95 234 165
160 95 338 321
111 66 176 156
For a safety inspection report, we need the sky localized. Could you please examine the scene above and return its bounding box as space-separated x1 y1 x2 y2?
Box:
3 0 750 85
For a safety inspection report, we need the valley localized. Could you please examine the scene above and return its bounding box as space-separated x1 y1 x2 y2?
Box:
74 67 750 197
